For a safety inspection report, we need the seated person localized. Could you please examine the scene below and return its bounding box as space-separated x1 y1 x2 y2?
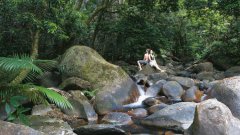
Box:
149 49 165 72
137 49 150 71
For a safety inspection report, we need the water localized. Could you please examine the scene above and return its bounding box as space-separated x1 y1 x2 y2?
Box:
123 85 151 109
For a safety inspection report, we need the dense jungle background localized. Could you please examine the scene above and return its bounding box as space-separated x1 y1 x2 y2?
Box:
1 0 239 69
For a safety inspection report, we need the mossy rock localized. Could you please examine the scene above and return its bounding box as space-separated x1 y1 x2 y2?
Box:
59 46 139 115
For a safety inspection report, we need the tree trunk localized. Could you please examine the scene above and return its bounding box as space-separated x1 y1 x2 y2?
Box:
10 30 40 85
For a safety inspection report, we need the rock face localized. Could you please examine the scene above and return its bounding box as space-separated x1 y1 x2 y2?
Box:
59 46 138 115
210 76 240 119
162 81 184 101
186 99 240 135
32 104 53 116
0 120 44 135
141 102 197 132
62 90 98 123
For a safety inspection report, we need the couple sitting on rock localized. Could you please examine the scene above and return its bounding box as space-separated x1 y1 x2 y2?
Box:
137 49 165 72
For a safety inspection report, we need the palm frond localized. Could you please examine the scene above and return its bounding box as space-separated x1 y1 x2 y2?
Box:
36 86 73 109
0 84 72 109
0 55 42 74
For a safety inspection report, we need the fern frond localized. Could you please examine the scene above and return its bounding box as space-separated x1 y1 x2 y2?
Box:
0 84 72 109
0 55 42 74
36 86 73 109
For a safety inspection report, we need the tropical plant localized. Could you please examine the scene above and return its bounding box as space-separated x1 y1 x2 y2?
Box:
0 55 72 124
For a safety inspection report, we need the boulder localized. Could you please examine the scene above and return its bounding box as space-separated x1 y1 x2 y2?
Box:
224 66 240 77
26 115 76 135
147 73 168 83
162 81 184 101
196 72 214 81
138 64 159 75
74 124 127 135
62 90 97 123
128 108 148 118
141 102 197 132
169 76 195 89
145 82 163 97
59 46 139 115
143 97 161 107
101 112 132 125
0 120 45 135
193 62 214 73
59 77 92 90
209 76 240 119
186 99 240 135
213 71 225 80
147 103 168 114
182 86 203 102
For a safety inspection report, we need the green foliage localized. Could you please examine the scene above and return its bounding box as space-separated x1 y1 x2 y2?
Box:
1 95 30 125
82 89 98 99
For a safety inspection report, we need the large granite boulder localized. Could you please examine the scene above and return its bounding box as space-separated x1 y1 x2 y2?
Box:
62 90 98 123
186 99 240 135
209 76 240 119
59 46 139 115
0 120 45 135
196 71 214 81
162 81 184 101
141 102 197 132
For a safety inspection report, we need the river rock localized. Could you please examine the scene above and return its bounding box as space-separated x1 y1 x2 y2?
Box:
59 46 139 115
141 102 197 132
196 72 214 81
128 108 148 118
74 124 127 135
182 86 203 102
0 120 45 135
186 99 240 135
145 82 163 97
147 103 168 114
101 112 132 125
62 90 97 123
162 81 184 101
143 97 161 107
59 77 92 90
26 115 76 135
224 66 240 77
193 62 214 73
169 76 195 89
209 76 240 119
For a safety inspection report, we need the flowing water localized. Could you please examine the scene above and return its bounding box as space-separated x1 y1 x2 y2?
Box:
123 84 151 109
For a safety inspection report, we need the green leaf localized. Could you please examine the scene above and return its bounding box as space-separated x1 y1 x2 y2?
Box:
7 114 16 121
19 114 29 125
5 103 11 115
17 107 31 114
